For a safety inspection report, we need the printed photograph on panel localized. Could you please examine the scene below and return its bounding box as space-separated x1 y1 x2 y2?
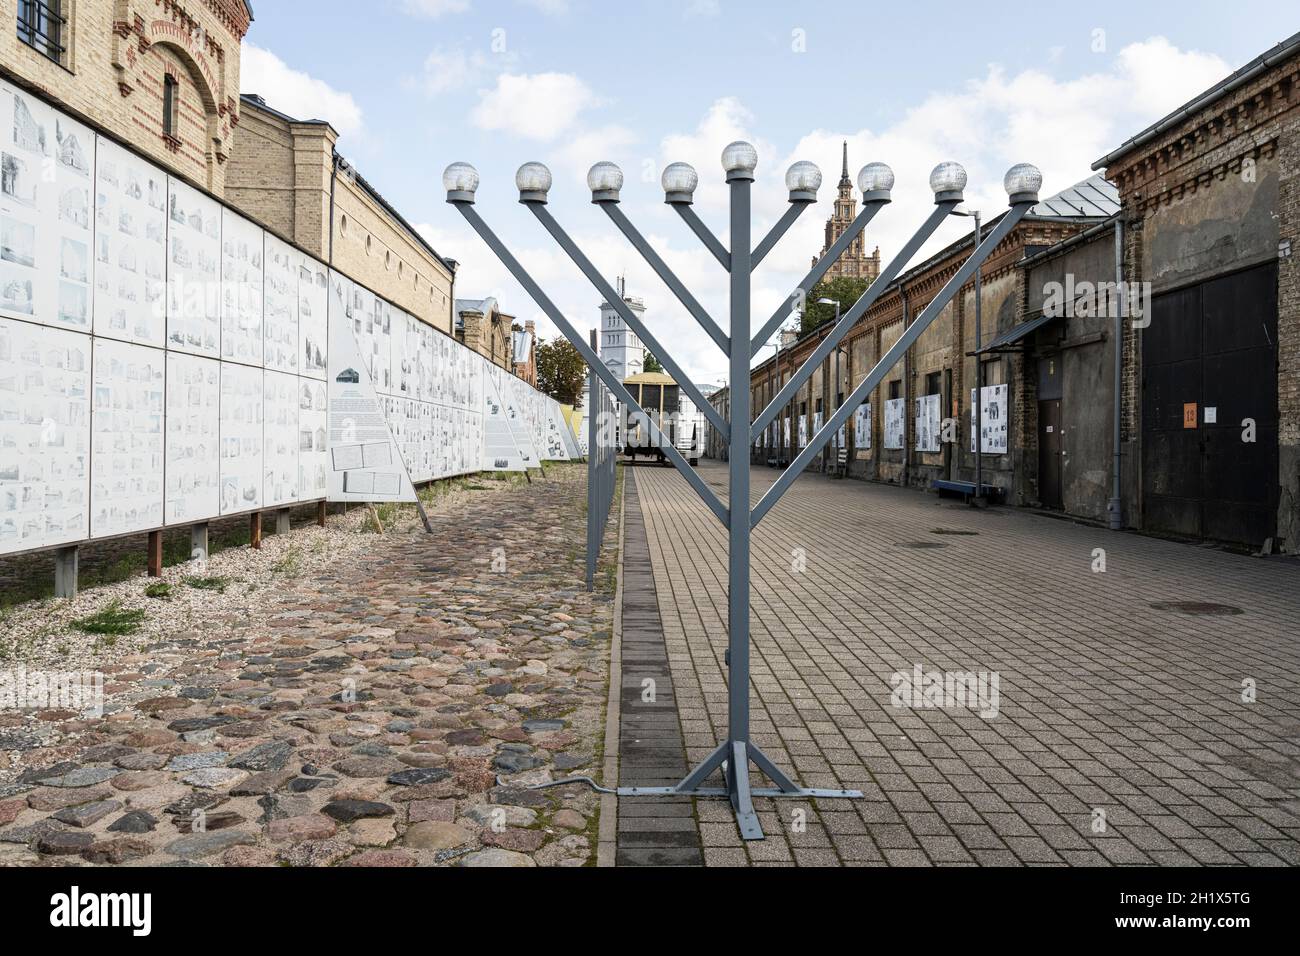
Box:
219 362 262 514
0 318 90 554
166 177 221 357
164 351 220 525
220 208 264 365
92 136 166 346
90 338 164 537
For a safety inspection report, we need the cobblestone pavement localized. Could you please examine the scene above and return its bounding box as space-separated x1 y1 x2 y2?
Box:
631 462 1300 866
0 464 615 867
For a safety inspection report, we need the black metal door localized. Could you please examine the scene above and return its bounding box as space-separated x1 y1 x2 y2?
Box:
1039 400 1062 509
1142 263 1278 547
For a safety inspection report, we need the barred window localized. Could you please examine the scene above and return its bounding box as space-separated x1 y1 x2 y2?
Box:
17 0 66 65
163 75 179 138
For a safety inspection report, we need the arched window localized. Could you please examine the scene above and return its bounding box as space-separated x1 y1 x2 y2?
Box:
163 75 179 139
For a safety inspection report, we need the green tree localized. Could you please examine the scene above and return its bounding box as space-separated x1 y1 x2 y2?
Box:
643 351 664 374
800 276 868 334
536 337 587 405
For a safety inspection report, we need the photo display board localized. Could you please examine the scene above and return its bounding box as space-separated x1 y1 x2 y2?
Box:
854 403 871 450
914 393 941 453
0 317 90 552
92 136 166 347
90 337 164 538
884 398 906 450
0 84 570 558
166 177 220 357
0 80 95 333
971 384 1009 454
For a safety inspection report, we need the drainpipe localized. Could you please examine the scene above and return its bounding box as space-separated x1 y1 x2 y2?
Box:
901 284 909 488
327 152 340 266
1108 219 1125 530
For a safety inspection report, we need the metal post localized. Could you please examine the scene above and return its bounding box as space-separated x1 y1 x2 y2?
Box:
54 545 78 599
974 211 984 505
191 523 209 563
587 328 598 591
725 165 757 835
1109 218 1125 530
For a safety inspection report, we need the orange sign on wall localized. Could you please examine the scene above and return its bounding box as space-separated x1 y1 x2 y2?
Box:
1183 403 1198 429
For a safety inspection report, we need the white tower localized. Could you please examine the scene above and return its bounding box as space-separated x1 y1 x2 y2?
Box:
599 276 646 383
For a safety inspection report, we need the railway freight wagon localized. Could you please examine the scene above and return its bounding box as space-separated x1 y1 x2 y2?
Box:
620 371 703 465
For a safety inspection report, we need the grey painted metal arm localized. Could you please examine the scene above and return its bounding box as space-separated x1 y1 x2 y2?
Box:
600 203 730 355
751 200 1035 528
752 202 956 436
452 201 729 528
672 204 730 269
751 203 810 268
750 202 885 355
528 203 729 441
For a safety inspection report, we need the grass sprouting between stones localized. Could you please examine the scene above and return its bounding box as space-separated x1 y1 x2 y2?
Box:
185 576 231 593
71 599 147 636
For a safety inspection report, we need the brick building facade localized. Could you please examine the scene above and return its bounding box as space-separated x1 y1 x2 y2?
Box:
454 297 512 370
226 94 456 336
1095 30 1300 551
715 31 1300 553
2 0 251 195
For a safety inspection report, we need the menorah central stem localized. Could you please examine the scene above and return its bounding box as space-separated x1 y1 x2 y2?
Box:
728 174 752 745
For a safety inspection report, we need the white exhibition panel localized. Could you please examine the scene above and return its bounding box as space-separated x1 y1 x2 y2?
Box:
0 84 568 558
263 369 300 508
91 135 167 347
220 207 264 366
219 362 263 515
0 318 90 553
90 337 164 538
164 351 220 526
165 177 220 357
298 378 328 500
299 255 328 380
263 232 299 374
0 81 95 333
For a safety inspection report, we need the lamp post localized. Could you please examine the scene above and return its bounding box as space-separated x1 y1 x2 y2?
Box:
816 298 841 471
951 205 984 504
444 148 1041 840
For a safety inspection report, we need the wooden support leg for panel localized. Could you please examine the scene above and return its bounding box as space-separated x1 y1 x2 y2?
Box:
250 512 262 550
317 501 327 527
147 530 164 578
276 508 291 535
54 545 79 599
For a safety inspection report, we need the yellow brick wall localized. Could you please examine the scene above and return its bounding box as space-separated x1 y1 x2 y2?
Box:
226 98 455 336
0 0 249 195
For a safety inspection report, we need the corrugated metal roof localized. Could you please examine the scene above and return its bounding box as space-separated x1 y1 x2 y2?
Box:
1027 173 1120 220
455 297 497 316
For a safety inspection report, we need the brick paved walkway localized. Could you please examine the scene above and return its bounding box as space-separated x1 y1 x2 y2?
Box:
614 476 701 866
631 462 1300 866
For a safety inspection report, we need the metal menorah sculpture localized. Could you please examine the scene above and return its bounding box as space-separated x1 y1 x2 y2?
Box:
445 145 1042 840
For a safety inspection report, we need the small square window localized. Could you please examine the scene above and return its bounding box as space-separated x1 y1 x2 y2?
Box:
17 0 66 65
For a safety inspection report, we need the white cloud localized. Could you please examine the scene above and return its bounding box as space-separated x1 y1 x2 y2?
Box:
426 36 1233 386
520 0 570 13
240 43 364 138
420 47 492 95
471 72 604 140
401 0 470 17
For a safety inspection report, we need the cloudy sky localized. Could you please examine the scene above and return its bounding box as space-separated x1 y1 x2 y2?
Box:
240 0 1293 386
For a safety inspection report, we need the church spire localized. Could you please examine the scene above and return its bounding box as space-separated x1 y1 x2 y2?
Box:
839 140 850 188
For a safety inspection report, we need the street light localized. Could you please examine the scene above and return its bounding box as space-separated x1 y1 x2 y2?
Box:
949 204 985 505
444 146 1041 840
816 298 841 472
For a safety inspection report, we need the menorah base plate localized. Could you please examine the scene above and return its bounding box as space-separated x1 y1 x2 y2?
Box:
621 739 863 841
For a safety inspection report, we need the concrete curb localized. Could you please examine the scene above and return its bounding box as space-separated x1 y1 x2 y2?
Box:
596 468 625 867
